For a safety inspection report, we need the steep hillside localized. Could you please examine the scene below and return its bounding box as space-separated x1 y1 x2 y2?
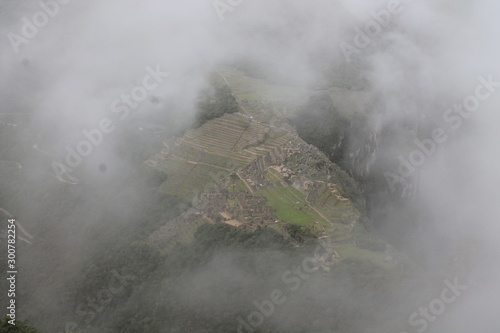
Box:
148 68 393 268
0 66 418 333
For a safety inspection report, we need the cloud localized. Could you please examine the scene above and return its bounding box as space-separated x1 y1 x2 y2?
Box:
2 0 500 332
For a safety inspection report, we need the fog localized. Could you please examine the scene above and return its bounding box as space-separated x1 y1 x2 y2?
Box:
1 0 500 332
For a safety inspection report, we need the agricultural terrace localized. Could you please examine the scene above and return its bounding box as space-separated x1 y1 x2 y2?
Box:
157 113 292 200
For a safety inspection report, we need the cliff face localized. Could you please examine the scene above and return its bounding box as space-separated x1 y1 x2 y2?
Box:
306 98 452 253
291 87 429 204
286 81 447 253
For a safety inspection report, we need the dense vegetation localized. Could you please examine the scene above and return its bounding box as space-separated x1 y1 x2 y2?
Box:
65 223 425 333
292 93 351 167
194 74 240 127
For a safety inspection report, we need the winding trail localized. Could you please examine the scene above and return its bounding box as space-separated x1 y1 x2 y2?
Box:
266 168 335 226
236 172 254 194
170 154 232 172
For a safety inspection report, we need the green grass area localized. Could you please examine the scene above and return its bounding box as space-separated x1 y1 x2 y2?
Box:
288 184 306 199
258 169 330 229
216 66 309 123
261 167 362 240
158 160 228 200
260 186 314 226
227 178 248 193
175 144 248 168
305 180 361 227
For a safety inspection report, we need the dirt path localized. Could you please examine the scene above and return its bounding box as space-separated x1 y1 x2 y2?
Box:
170 154 232 172
236 172 254 194
266 168 335 225
213 67 249 118
224 220 242 227
170 154 255 194
214 67 293 134
310 206 335 226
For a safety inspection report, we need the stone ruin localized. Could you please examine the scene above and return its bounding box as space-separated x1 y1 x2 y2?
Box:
238 141 297 187
196 188 276 227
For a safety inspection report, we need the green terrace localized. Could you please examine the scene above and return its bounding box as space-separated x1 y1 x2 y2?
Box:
217 66 309 104
259 168 326 227
256 168 355 242
157 160 226 200
156 113 291 200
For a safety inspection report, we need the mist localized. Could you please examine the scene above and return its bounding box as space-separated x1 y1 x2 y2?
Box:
1 0 500 332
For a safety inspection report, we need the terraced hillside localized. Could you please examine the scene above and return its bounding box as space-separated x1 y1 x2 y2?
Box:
155 112 293 201
148 68 378 258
